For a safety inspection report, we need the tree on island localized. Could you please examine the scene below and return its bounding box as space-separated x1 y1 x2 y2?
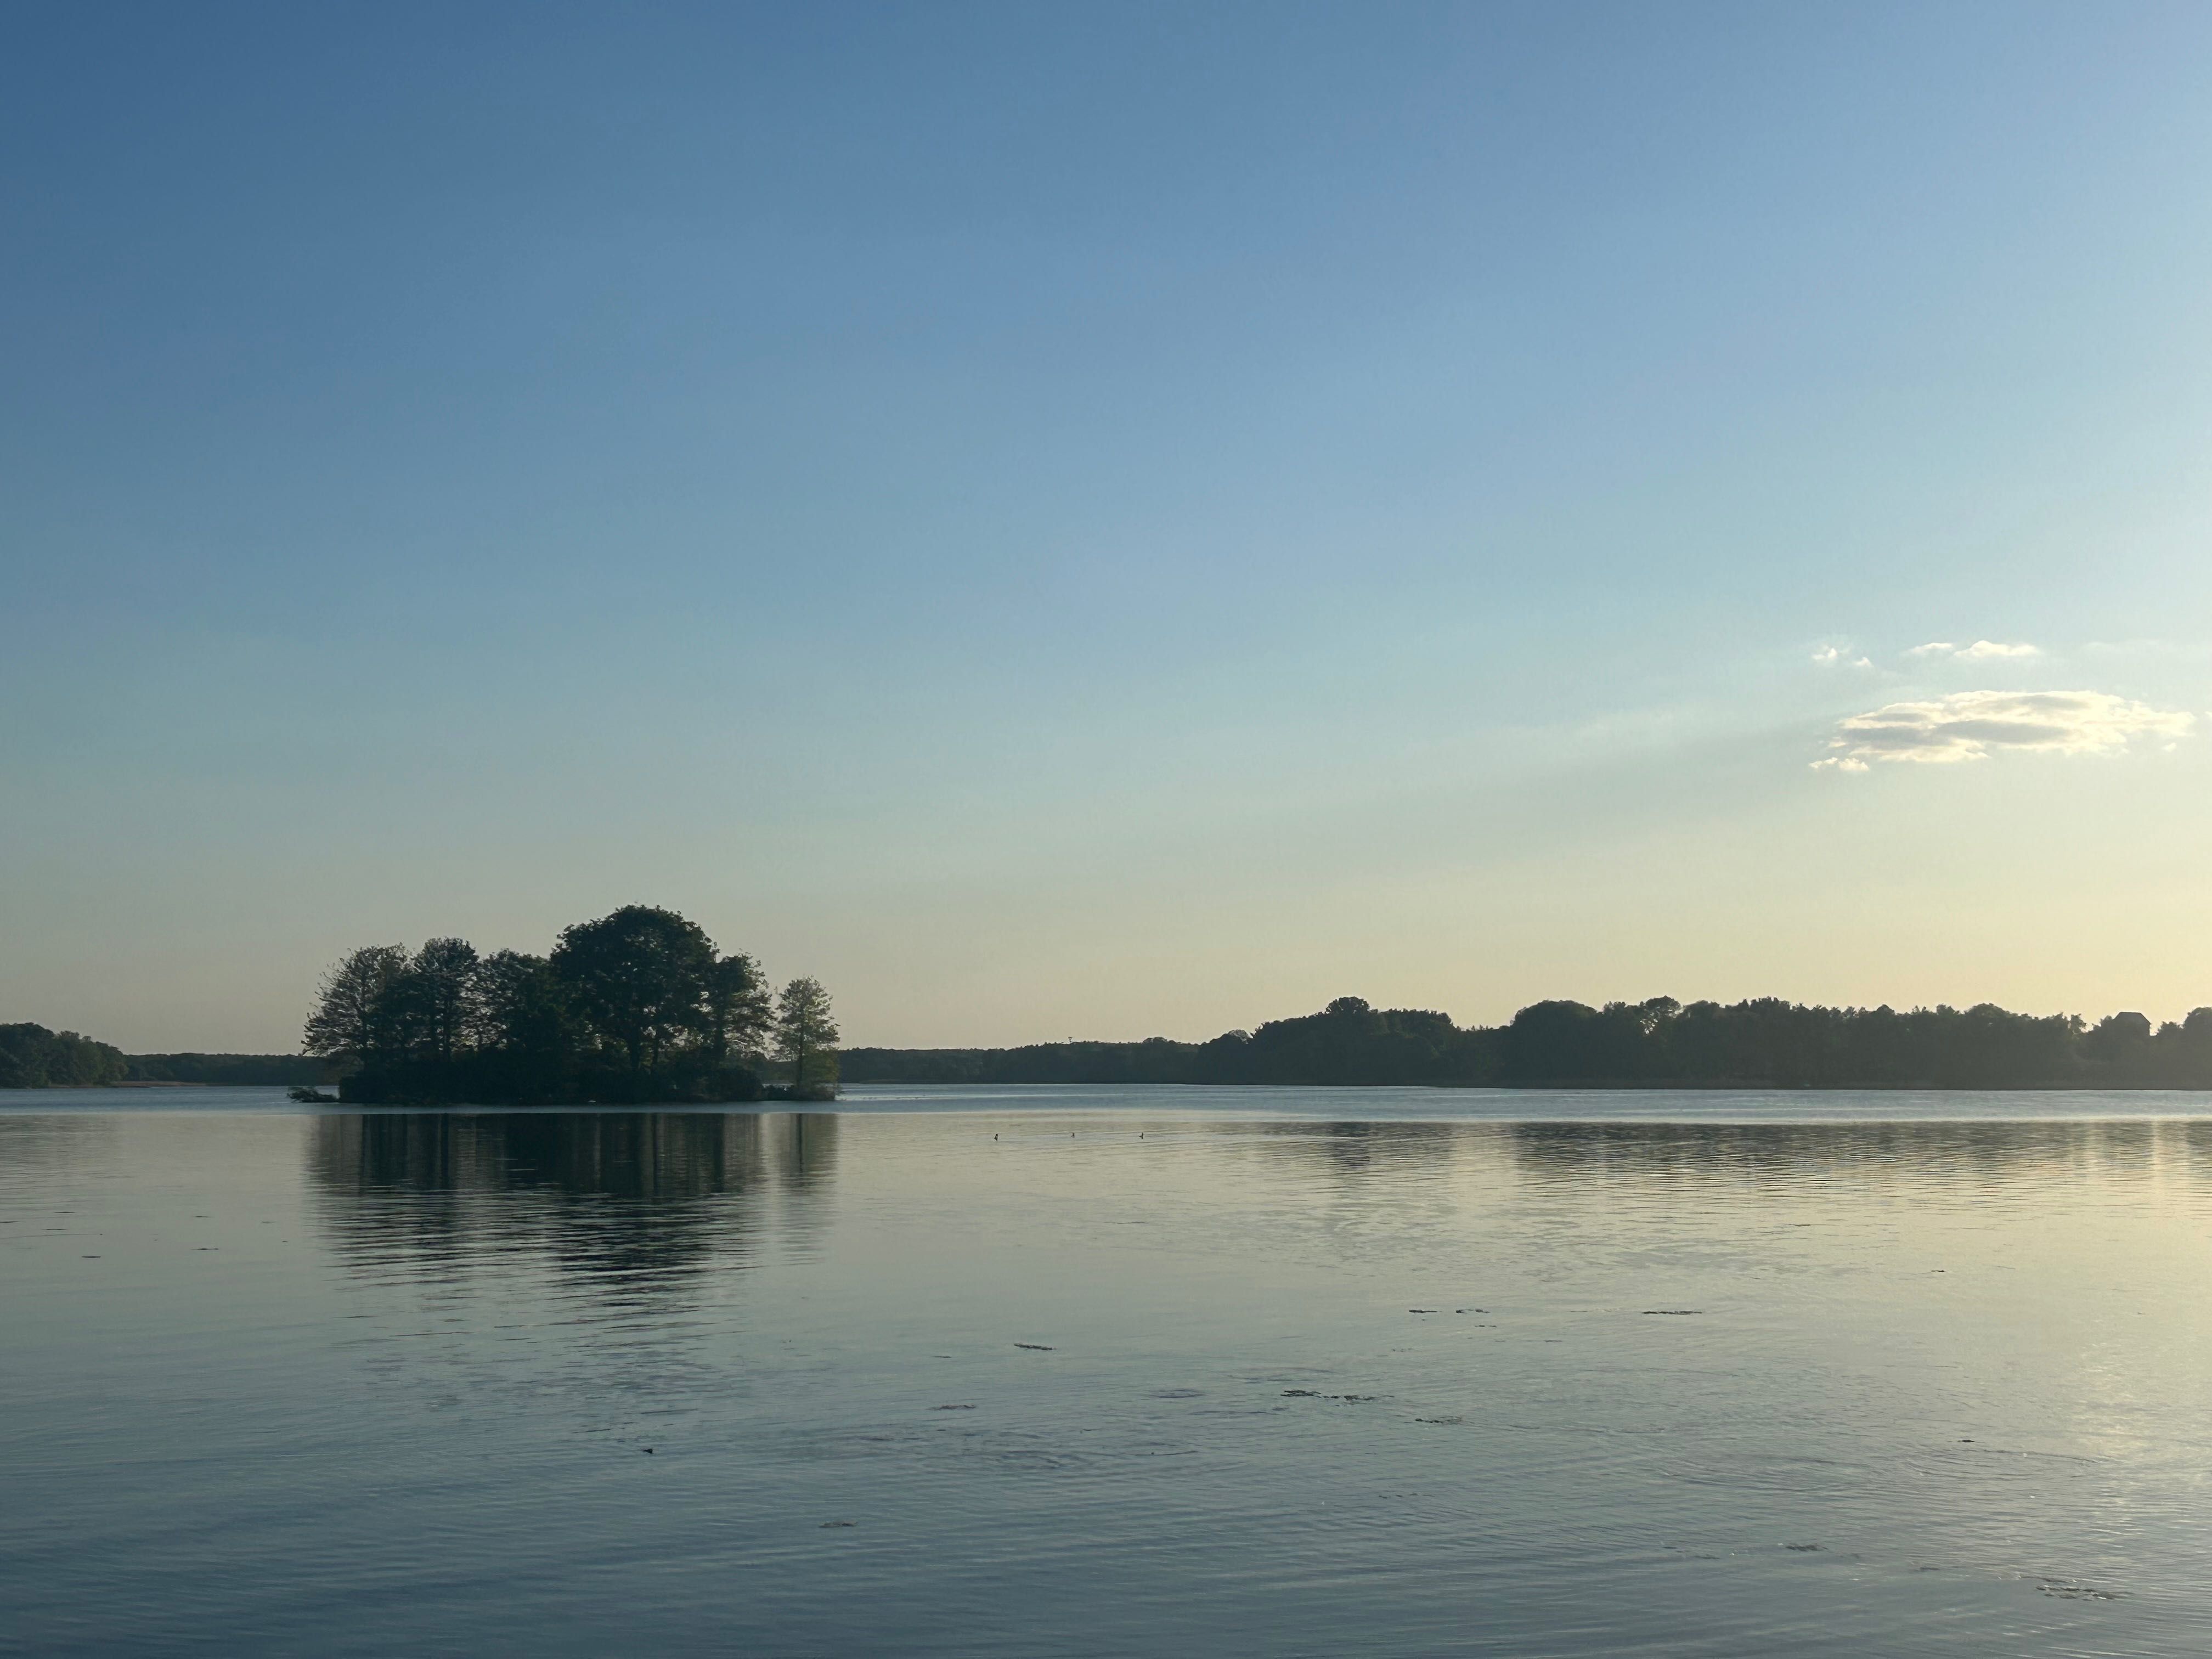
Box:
707 955 775 1070
301 945 408 1071
392 938 481 1070
550 907 719 1077
302 906 823 1106
774 977 840 1100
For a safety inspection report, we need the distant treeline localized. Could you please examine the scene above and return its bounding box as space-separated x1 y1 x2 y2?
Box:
0 1023 130 1088
306 905 839 1105
129 1053 334 1086
843 995 2212 1090
16 988 2212 1097
1 1025 344 1090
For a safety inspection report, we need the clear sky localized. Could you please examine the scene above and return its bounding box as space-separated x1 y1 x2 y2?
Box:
7 2 2212 1052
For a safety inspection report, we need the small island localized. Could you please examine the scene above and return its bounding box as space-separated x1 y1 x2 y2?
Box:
303 905 838 1105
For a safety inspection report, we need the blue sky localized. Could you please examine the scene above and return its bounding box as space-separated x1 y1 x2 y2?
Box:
7 2 2212 1049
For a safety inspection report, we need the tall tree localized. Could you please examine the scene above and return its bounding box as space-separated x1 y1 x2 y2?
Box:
471 950 567 1053
774 977 839 1094
704 952 772 1068
397 937 481 1065
551 906 716 1073
302 945 409 1069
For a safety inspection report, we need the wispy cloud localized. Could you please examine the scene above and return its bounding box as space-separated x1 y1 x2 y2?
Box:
1814 690 2193 772
1810 644 1872 668
1905 640 2040 662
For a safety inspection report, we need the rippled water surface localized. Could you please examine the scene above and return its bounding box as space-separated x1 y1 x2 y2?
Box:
5 1087 2212 1657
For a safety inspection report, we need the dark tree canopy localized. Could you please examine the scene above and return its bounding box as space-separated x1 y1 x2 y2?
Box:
706 955 772 1068
301 945 408 1069
773 977 840 1100
302 906 820 1105
390 938 480 1068
0 1024 128 1088
551 907 717 1076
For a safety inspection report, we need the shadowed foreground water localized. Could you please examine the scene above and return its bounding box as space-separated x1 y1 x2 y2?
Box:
4 1089 2211 1656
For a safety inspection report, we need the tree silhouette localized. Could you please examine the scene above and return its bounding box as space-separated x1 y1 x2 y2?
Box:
774 978 840 1097
303 945 409 1070
297 907 809 1105
551 906 717 1075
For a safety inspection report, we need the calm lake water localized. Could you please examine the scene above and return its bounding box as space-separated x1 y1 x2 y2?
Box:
5 1086 2212 1657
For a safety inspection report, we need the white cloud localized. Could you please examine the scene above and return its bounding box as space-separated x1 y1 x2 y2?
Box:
1905 639 2040 661
1814 690 2193 772
1810 644 1873 668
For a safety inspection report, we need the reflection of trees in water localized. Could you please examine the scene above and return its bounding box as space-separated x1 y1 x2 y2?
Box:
1507 1117 2212 1191
308 1110 838 1285
1235 1119 1468 1180
1212 1114 2212 1205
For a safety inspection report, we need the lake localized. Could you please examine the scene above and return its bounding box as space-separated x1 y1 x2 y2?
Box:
5 1086 2211 1656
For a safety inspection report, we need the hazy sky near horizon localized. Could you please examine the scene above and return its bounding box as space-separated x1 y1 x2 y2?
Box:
8 2 2212 1051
